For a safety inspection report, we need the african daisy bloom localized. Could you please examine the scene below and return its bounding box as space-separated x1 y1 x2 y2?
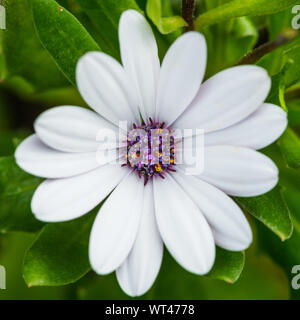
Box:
15 9 287 297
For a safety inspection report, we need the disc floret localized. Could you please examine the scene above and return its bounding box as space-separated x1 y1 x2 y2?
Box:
123 118 176 185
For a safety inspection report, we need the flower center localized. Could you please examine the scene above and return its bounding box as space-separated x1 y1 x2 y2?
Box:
123 118 176 185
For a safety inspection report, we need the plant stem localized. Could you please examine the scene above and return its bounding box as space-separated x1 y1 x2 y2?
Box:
182 0 195 32
237 29 298 65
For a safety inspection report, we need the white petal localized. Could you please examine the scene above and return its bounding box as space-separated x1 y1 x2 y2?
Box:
156 32 207 125
190 145 278 197
35 106 124 153
204 103 288 149
117 182 163 297
89 172 144 275
172 171 252 251
31 164 127 222
173 65 271 133
119 10 160 121
15 135 102 178
153 174 215 275
76 51 139 126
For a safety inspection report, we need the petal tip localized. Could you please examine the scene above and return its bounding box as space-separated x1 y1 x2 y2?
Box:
76 51 101 85
119 9 145 30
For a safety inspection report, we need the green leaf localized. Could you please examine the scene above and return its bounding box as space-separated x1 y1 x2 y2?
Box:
203 0 257 77
264 45 300 110
266 164 300 299
73 0 141 60
73 0 173 61
235 186 293 241
146 249 245 299
23 211 97 287
283 45 300 88
258 224 300 299
278 127 300 169
207 247 245 284
146 0 186 34
266 61 291 110
255 188 300 299
31 0 100 86
255 7 299 77
1 0 68 91
0 156 43 233
196 0 299 30
269 7 296 40
257 37 300 77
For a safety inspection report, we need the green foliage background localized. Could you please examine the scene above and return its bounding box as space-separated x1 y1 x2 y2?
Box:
0 0 300 299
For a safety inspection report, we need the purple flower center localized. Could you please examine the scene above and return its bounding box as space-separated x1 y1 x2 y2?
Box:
123 118 176 185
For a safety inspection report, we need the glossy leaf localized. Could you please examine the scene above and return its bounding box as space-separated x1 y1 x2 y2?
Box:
265 46 300 110
278 127 300 169
207 247 245 284
269 7 296 40
196 0 299 30
266 62 291 110
1 0 67 91
31 0 100 86
265 155 300 299
23 211 97 287
283 45 300 88
73 0 141 60
146 0 186 34
257 6 300 76
204 0 257 77
0 156 43 233
235 186 293 241
146 249 245 298
255 189 300 300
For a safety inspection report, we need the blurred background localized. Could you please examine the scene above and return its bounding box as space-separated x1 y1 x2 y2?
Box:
0 0 300 299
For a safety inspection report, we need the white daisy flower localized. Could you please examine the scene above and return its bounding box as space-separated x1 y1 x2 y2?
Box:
15 10 287 297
